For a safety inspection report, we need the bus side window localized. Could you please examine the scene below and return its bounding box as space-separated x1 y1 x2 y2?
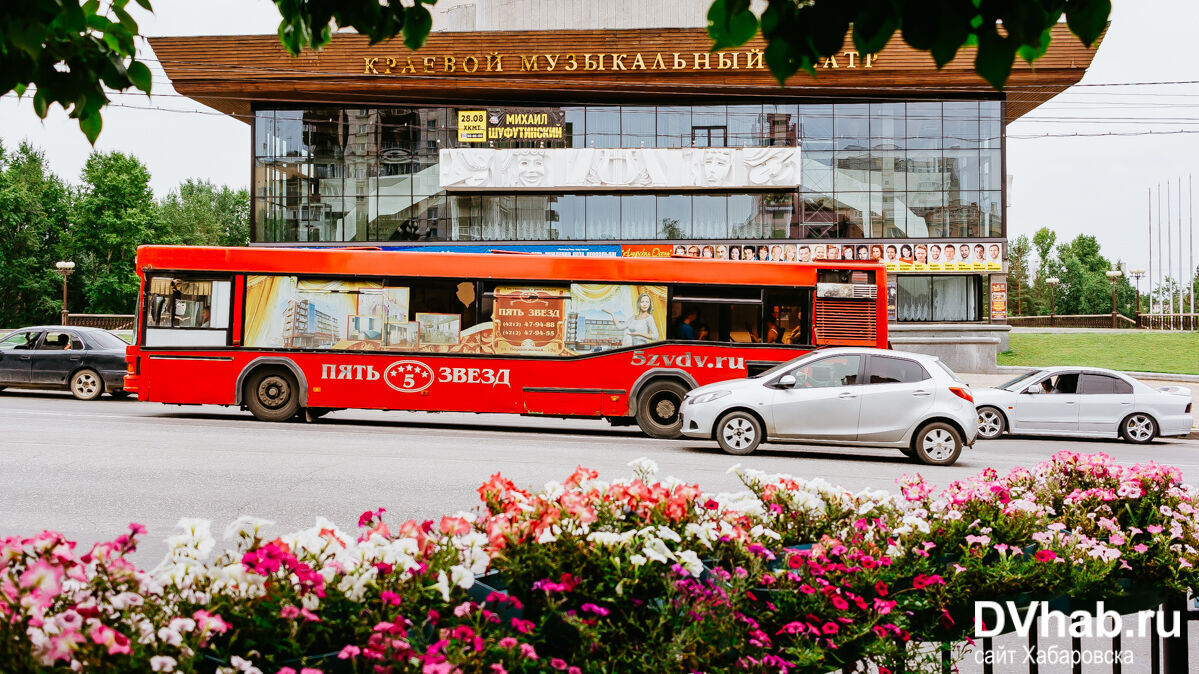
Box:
764 289 813 345
144 275 232 347
669 285 762 344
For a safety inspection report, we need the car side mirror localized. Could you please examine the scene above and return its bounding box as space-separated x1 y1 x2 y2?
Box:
1024 385 1041 395
778 374 797 389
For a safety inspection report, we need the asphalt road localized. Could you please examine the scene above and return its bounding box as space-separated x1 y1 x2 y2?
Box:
3 390 1199 570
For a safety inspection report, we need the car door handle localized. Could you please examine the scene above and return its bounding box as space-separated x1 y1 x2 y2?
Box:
912 390 931 397
838 392 857 399
70 356 81 361
19 355 31 360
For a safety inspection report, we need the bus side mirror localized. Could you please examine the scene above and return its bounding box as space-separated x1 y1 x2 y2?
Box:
778 375 797 389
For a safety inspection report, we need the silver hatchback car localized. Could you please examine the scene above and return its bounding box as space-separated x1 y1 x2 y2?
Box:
679 347 979 465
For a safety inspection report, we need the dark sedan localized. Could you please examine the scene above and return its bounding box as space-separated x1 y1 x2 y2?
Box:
0 326 129 400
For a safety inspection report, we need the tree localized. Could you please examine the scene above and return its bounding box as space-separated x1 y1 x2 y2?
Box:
0 141 72 326
1006 234 1031 316
67 151 166 314
5 1 1110 141
158 179 250 247
707 0 1110 89
1027 226 1059 315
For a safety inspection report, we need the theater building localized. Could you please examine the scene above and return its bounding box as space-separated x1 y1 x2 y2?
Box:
149 0 1099 363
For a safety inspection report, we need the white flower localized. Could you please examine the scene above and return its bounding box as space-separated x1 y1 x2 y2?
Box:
587 532 623 547
434 571 451 601
656 526 682 543
223 516 275 541
450 565 475 590
150 656 177 673
676 549 704 577
627 457 659 480
641 538 674 564
630 554 647 566
537 525 561 544
230 655 262 674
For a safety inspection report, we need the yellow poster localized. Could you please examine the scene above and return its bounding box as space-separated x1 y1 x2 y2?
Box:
457 110 487 143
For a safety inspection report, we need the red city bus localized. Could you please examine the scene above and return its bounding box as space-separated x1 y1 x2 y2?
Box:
124 246 887 437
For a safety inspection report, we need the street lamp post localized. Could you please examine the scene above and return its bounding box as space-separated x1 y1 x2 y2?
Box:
54 261 75 325
1130 270 1146 327
1106 269 1123 328
1046 277 1060 327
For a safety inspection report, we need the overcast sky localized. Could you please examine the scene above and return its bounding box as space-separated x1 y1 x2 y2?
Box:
1 0 1195 287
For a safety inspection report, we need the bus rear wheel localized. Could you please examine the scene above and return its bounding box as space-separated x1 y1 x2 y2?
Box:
245 368 299 422
635 380 688 439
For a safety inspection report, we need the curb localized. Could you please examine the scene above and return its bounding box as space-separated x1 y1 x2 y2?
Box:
993 365 1199 384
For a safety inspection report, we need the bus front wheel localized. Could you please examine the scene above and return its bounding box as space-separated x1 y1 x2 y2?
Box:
635 380 688 439
245 368 299 422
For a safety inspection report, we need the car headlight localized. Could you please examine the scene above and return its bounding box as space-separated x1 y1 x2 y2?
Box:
689 390 731 405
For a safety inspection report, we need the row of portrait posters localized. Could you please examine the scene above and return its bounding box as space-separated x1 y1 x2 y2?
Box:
628 241 1005 271
243 274 668 356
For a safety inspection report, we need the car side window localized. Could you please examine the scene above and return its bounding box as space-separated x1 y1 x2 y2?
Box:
1 331 40 350
865 356 929 384
1035 373 1079 394
1079 373 1133 395
788 355 861 389
36 331 82 351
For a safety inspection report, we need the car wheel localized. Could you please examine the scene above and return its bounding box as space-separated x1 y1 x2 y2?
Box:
1120 413 1157 444
715 411 763 456
70 369 103 401
976 406 1006 440
912 422 963 466
635 380 689 439
245 368 300 422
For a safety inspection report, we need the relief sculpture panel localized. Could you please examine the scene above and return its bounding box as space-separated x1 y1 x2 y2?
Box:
439 147 801 191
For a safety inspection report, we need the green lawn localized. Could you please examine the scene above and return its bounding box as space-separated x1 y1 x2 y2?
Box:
999 332 1199 375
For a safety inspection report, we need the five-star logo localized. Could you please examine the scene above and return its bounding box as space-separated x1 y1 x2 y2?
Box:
384 360 435 393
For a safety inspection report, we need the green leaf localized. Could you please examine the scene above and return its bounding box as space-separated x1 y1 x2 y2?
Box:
1065 0 1110 47
852 0 898 56
974 28 1016 89
13 83 26 97
32 90 49 118
402 4 433 51
127 61 152 94
133 0 153 10
80 111 103 145
708 0 757 51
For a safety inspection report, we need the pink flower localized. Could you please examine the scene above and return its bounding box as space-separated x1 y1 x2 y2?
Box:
358 508 386 528
277 668 297 674
1133 544 1149 553
18 559 63 598
89 623 131 655
511 618 535 634
520 643 539 660
498 637 517 649
490 665 508 674
550 658 568 670
338 645 361 659
1035 550 1057 562
280 605 300 619
822 622 839 635
580 603 609 617
380 590 403 606
301 669 323 674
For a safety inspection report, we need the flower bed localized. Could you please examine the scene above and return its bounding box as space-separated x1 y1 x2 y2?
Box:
3 451 1198 673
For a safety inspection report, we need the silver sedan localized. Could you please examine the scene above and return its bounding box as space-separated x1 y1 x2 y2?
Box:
972 367 1193 444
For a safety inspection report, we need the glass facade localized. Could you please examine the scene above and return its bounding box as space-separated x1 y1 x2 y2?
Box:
253 101 1003 244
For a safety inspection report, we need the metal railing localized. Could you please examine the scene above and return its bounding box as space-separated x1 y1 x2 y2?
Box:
66 313 136 330
1006 314 1138 329
1139 314 1199 331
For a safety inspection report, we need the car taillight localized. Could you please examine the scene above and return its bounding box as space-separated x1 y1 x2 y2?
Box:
949 387 973 403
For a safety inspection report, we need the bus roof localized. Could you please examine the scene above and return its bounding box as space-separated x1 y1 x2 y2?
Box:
135 245 885 287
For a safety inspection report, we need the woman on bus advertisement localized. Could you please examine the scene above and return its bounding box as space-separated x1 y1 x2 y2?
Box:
602 291 661 347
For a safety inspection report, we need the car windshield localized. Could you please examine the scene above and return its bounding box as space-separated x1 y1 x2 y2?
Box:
751 352 822 379
87 331 130 349
999 372 1041 391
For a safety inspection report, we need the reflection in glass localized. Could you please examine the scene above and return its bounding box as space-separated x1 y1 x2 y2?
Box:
801 152 835 193
587 108 621 148
870 103 905 151
657 106 690 148
451 195 483 241
481 195 516 240
516 195 551 240
621 194 656 239
835 104 870 151
981 191 1003 237
548 195 586 240
621 107 655 149
656 195 691 239
906 102 942 150
563 107 586 148
728 194 756 239
587 195 620 239
693 195 728 239
726 105 761 147
943 101 979 149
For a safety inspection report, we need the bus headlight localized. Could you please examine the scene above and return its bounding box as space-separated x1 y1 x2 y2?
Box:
690 390 731 405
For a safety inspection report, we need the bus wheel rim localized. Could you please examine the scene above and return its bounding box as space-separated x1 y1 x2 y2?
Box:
258 376 291 409
650 393 679 426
